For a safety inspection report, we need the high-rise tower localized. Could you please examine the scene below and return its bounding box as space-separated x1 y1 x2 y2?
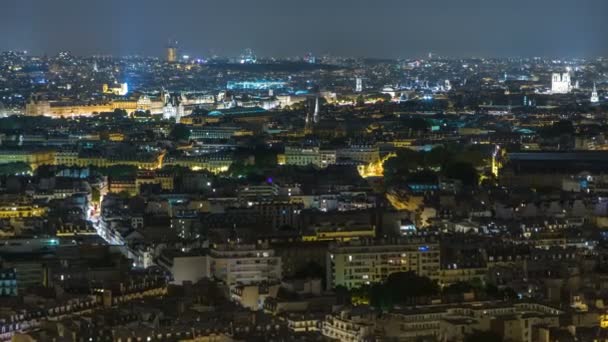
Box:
166 40 178 63
355 77 363 92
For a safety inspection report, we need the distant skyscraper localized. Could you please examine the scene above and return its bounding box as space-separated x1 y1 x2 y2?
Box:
355 77 363 92
551 72 571 94
304 52 316 64
591 82 599 103
240 49 257 64
166 40 178 63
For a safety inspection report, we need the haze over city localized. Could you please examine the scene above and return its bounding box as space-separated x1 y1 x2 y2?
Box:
1 0 607 58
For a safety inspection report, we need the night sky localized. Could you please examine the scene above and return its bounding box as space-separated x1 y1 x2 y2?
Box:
1 0 606 58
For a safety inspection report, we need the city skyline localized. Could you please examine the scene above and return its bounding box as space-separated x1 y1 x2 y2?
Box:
1 0 607 58
2 1 608 341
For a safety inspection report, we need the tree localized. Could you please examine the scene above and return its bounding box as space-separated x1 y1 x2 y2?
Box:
400 117 430 132
0 162 31 176
443 161 478 187
170 124 191 141
294 261 325 279
253 147 278 169
368 272 440 309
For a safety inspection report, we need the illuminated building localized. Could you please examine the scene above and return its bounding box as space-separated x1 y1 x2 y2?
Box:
209 244 281 287
135 171 174 191
355 77 363 92
167 40 178 63
52 149 164 171
25 95 163 117
357 152 396 178
240 48 257 64
55 222 97 237
302 224 375 242
551 72 572 94
283 146 336 169
327 239 440 290
304 52 316 64
0 149 55 169
108 178 137 195
162 153 232 174
162 92 185 122
0 268 17 296
0 202 47 219
226 80 287 90
379 302 562 341
322 310 375 341
438 266 487 287
338 144 380 164
189 126 245 140
591 82 599 103
102 82 128 96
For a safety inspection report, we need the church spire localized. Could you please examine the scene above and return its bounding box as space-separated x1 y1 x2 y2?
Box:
591 82 599 103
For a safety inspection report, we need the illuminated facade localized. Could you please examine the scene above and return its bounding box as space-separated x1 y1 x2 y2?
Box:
282 146 336 168
209 244 281 287
338 145 380 164
167 40 178 63
357 152 396 178
102 83 128 96
25 95 164 117
52 151 163 170
551 72 571 94
0 149 55 169
327 240 440 290
226 81 287 90
0 203 47 219
162 154 232 174
135 171 175 191
302 225 375 242
163 92 185 122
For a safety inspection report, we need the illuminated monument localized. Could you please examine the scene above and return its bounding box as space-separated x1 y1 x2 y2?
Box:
162 91 185 122
551 72 572 94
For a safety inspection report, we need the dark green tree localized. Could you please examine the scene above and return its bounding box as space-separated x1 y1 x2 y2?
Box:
443 161 479 187
0 162 31 176
170 124 191 141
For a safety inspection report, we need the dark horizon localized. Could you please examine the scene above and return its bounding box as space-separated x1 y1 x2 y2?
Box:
1 0 607 59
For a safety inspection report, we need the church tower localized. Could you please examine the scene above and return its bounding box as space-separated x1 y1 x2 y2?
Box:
591 83 599 103
551 72 572 94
